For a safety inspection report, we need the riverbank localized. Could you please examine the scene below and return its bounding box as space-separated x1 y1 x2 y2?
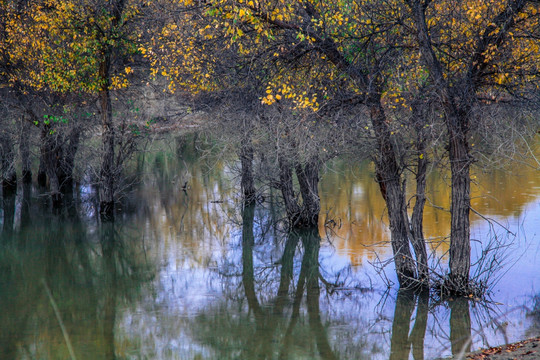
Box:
459 336 540 359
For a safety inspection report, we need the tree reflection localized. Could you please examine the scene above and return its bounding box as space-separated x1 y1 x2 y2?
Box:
389 290 429 360
0 200 154 359
450 299 472 357
192 206 343 359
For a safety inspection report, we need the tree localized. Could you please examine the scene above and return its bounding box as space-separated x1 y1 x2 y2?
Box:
1 0 145 215
407 0 540 292
143 0 433 287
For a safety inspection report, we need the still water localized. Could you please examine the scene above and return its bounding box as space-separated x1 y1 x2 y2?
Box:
0 134 539 359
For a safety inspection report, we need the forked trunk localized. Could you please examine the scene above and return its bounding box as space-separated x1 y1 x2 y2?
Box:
370 103 417 287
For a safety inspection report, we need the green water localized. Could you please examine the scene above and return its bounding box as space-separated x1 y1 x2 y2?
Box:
0 134 539 359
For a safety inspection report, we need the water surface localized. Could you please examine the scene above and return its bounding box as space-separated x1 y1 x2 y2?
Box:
1 134 539 359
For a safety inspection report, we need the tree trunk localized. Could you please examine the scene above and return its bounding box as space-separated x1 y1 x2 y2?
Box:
447 114 471 290
19 118 32 184
37 153 47 187
410 111 430 283
98 0 126 220
278 154 302 226
370 103 417 288
240 136 256 205
99 57 116 219
0 132 17 196
39 126 62 207
59 126 81 192
295 159 320 228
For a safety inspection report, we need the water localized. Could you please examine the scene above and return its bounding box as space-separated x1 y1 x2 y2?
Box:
0 134 539 359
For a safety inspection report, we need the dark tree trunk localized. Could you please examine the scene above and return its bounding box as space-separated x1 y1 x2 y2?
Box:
370 103 417 288
37 154 47 187
278 154 302 225
447 114 471 290
303 230 338 360
19 119 33 184
450 299 471 356
20 182 32 229
39 126 62 208
98 0 126 220
410 111 430 283
99 57 116 219
241 203 263 317
295 159 321 228
240 136 256 205
410 291 429 360
389 290 415 360
274 231 300 314
101 221 118 360
2 191 16 235
59 126 81 192
0 133 17 196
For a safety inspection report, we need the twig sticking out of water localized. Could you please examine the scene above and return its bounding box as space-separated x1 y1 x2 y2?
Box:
42 278 78 360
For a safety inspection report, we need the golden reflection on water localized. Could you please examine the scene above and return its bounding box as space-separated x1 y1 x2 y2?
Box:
320 157 540 266
139 137 540 269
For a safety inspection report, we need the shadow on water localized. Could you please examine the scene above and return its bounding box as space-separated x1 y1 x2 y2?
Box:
0 185 154 359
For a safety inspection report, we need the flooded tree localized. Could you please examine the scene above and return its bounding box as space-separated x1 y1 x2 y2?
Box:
407 0 540 292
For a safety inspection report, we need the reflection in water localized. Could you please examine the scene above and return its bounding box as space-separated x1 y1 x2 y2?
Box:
0 194 154 359
223 206 341 359
389 291 429 360
320 157 540 264
0 134 538 359
450 299 472 357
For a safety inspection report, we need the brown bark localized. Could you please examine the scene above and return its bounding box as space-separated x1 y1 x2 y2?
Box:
371 103 417 288
278 154 302 225
447 116 471 288
59 126 81 191
39 126 62 207
410 110 430 283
